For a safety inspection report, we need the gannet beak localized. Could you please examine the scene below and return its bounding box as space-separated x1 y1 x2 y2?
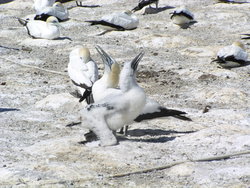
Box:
131 51 144 71
95 45 116 68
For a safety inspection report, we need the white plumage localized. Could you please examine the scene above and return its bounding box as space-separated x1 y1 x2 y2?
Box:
90 46 190 136
17 16 61 40
68 47 99 102
170 6 194 26
33 0 55 14
35 2 69 22
213 41 248 68
81 52 146 146
86 10 139 33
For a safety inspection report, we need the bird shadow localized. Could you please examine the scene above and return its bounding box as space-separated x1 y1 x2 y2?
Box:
56 36 73 41
78 129 196 145
179 21 198 29
0 108 20 113
117 129 196 144
143 6 175 15
125 128 196 137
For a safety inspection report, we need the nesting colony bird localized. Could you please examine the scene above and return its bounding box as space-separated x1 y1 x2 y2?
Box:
92 46 120 102
212 41 248 68
33 0 56 13
68 47 99 103
91 46 191 135
81 52 146 146
17 16 61 39
85 10 139 35
170 6 194 28
34 2 69 22
132 0 159 12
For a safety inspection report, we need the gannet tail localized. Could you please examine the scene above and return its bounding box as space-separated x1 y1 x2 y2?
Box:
85 20 125 31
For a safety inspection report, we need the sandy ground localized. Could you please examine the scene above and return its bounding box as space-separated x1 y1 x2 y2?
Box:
0 0 250 187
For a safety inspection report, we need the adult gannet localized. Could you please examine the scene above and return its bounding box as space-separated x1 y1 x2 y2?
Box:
212 41 248 68
17 16 61 39
92 46 191 135
85 10 139 35
132 0 159 12
34 2 69 22
81 52 146 146
33 0 55 13
170 6 194 28
92 46 121 102
68 47 99 103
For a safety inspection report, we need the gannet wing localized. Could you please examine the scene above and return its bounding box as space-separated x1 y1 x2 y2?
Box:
85 20 125 31
134 98 191 122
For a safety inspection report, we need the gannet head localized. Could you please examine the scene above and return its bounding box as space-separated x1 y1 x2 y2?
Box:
232 41 245 50
79 47 91 62
108 62 120 88
46 16 59 24
119 52 144 91
46 16 62 28
53 2 63 7
95 45 116 72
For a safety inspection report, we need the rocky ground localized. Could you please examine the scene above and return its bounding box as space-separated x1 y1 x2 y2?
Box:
0 0 250 187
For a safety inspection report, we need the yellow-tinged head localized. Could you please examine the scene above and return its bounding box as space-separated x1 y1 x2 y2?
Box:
79 47 91 62
53 2 63 7
232 41 245 50
46 16 59 23
108 62 120 88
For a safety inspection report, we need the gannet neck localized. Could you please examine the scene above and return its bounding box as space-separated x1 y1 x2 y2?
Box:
119 52 144 92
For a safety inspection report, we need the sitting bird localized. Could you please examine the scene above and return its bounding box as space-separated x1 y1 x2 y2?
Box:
68 47 99 103
17 16 61 39
85 10 139 35
170 6 195 28
34 2 69 22
211 41 248 69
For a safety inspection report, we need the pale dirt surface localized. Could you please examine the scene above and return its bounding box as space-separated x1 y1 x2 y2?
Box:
0 0 250 187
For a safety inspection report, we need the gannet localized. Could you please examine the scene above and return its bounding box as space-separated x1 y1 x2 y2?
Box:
94 46 190 120
212 41 248 68
91 46 191 135
132 0 159 12
34 2 69 22
92 46 121 102
68 47 99 103
17 16 61 39
170 6 194 28
33 0 55 13
81 52 146 146
85 10 139 35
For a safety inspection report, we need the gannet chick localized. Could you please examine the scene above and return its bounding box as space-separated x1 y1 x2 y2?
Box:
17 16 61 39
212 41 248 68
132 0 159 12
81 52 146 146
34 2 69 22
33 0 55 13
85 10 139 35
170 6 194 28
68 47 98 103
